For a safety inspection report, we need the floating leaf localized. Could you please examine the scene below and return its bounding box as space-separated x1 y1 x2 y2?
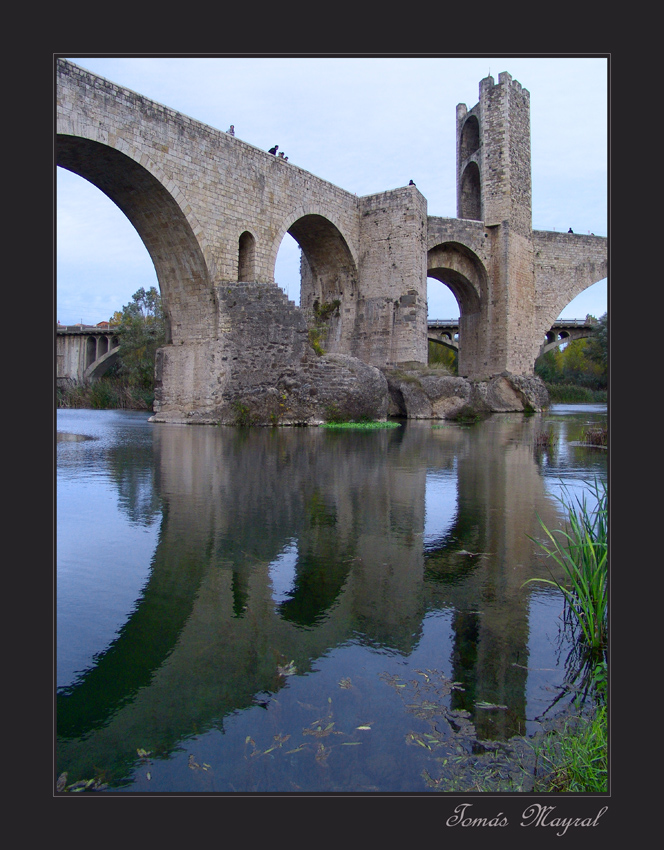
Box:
356 725 372 730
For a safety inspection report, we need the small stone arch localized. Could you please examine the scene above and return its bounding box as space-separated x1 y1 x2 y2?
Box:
427 242 488 377
238 230 257 282
459 114 480 162
459 161 482 221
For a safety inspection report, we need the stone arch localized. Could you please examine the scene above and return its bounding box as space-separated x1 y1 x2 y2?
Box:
459 161 482 221
238 230 257 282
56 135 214 344
270 210 359 353
459 114 480 161
85 346 120 379
427 242 488 377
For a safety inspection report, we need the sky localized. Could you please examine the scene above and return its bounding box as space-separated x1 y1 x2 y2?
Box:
56 55 608 326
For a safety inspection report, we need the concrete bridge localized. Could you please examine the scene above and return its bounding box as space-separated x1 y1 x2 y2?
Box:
56 60 606 422
56 324 120 384
428 317 598 356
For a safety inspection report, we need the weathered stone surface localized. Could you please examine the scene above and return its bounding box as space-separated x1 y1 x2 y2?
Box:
473 372 550 413
384 367 548 420
150 282 388 425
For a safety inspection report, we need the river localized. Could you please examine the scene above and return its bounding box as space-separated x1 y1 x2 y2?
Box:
56 404 607 793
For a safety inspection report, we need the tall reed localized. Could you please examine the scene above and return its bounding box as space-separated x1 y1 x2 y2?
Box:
525 480 608 693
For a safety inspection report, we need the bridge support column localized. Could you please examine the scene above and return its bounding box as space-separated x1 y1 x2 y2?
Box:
356 187 428 367
480 222 536 378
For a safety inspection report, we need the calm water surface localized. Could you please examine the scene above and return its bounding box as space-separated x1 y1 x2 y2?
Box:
56 405 607 793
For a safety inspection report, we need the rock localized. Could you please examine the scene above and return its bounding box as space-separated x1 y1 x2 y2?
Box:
383 367 549 420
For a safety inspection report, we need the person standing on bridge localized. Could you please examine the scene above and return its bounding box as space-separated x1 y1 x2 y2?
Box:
268 145 279 155
226 125 235 136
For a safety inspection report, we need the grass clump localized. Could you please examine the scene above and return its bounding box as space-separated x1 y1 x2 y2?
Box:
320 420 400 430
525 480 607 693
583 425 607 447
534 425 556 449
534 705 607 792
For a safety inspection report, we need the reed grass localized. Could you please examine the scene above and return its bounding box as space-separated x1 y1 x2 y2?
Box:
583 425 607 446
525 480 608 694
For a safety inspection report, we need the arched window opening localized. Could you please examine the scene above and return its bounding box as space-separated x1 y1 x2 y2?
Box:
459 115 480 162
459 162 481 221
238 230 256 282
85 336 97 369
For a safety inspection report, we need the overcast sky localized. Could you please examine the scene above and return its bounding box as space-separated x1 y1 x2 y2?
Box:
56 55 608 326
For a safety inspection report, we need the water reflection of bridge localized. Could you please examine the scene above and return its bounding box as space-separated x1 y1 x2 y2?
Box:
57 419 573 783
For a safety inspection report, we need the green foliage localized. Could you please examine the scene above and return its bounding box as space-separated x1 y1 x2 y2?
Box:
585 312 608 371
233 401 253 426
313 299 341 322
114 287 165 390
535 313 607 390
427 340 457 373
308 327 325 356
534 705 607 792
57 379 154 410
544 383 607 404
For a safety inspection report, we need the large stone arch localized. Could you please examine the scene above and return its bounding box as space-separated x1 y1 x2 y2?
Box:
57 135 215 344
427 242 489 378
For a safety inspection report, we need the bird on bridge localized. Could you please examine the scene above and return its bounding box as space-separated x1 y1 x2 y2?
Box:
268 145 279 155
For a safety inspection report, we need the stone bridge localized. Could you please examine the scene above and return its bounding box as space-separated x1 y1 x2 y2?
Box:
428 318 598 356
56 324 120 384
56 60 607 423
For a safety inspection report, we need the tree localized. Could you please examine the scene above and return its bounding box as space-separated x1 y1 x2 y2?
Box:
113 287 165 390
585 312 608 374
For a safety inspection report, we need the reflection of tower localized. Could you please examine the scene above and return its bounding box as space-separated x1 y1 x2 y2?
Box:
456 72 535 375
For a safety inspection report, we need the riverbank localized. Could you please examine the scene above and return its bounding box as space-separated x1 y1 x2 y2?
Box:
544 382 606 404
57 378 154 410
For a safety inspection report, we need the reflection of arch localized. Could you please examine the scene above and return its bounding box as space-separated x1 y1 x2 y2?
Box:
427 242 488 377
459 161 481 221
57 136 213 344
238 230 256 282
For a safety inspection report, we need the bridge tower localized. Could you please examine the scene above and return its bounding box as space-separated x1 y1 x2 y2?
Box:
455 72 536 377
